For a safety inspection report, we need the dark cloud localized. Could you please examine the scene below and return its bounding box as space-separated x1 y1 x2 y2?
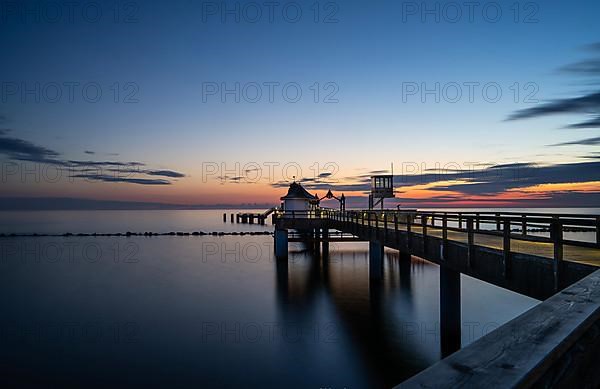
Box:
69 174 172 185
418 162 600 195
551 136 600 146
580 152 600 159
282 161 600 198
507 43 600 130
216 176 244 182
560 59 600 76
584 42 600 52
0 132 61 163
564 116 600 129
66 160 145 167
0 131 186 185
84 150 95 155
145 170 185 178
506 91 600 124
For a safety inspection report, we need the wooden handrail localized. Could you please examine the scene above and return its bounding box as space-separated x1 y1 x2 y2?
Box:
273 208 600 249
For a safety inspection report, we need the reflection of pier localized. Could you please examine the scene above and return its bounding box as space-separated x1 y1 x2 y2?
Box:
273 243 436 387
272 209 600 387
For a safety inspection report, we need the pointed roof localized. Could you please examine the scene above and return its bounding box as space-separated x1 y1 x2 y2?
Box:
280 182 315 200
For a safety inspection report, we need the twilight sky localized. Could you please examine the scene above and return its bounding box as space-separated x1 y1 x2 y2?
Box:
1 0 599 207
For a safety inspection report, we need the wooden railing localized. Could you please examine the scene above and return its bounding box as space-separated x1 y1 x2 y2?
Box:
274 209 600 257
276 209 599 244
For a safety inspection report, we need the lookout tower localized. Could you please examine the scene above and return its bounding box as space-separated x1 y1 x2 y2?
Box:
369 170 394 210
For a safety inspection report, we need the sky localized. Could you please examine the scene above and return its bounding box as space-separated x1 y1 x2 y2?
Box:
1 0 599 208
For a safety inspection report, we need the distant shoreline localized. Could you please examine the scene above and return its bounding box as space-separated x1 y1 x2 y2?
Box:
0 197 598 211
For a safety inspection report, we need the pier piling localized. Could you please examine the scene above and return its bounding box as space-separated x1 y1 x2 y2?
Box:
440 266 461 357
369 241 384 280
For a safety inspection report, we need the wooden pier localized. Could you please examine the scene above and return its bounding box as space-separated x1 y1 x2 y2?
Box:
225 207 277 225
272 208 600 387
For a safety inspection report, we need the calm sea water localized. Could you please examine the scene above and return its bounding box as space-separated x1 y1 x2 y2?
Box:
2 209 594 388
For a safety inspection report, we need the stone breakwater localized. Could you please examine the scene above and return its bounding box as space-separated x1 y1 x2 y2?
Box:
0 231 274 238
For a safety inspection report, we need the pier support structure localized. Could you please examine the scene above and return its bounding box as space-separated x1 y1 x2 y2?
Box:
369 240 384 280
275 228 288 260
440 265 461 357
322 228 329 260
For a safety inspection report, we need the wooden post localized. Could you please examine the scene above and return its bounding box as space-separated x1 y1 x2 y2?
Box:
440 266 461 357
458 213 462 229
551 217 563 291
431 215 435 227
275 228 289 260
503 219 511 278
442 213 448 261
442 213 448 241
421 215 428 255
394 214 399 245
223 213 226 222
369 241 384 280
230 213 234 223
406 214 412 252
467 217 474 268
475 213 480 231
384 213 388 231
521 214 527 236
596 216 600 248
496 213 501 231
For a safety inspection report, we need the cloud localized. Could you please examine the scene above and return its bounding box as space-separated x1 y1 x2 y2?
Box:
551 136 600 146
563 116 600 129
145 170 186 178
506 91 600 124
507 43 600 130
580 152 600 159
66 160 145 167
560 59 600 76
84 150 95 155
0 131 186 185
69 174 172 185
0 132 61 163
285 161 600 198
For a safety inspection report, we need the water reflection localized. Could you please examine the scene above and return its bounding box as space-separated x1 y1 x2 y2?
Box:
275 240 539 387
276 244 437 387
0 224 539 388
